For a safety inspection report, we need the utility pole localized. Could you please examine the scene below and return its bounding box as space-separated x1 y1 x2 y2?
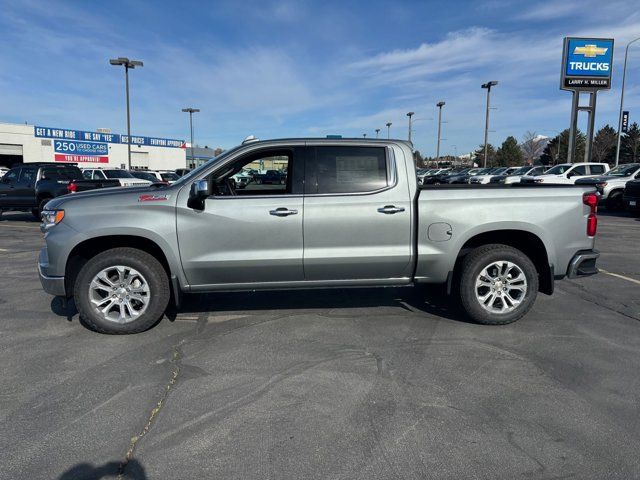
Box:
181 107 200 168
436 101 445 162
406 112 415 143
386 122 392 139
481 81 498 168
109 57 144 170
615 37 640 166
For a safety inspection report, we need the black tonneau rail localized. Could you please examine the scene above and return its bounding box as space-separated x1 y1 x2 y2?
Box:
418 183 594 190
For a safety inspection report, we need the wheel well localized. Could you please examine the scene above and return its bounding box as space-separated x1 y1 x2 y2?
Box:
65 235 172 296
453 230 553 295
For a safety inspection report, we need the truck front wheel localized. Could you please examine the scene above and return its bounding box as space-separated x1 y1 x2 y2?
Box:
74 248 170 334
457 244 538 325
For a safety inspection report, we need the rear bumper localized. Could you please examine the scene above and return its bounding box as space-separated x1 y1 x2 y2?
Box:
567 249 599 279
623 194 640 211
38 248 66 296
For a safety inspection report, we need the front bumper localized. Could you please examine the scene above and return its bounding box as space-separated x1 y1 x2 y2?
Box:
38 247 66 296
567 249 599 279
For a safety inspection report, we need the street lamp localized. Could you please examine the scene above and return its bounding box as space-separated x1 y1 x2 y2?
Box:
386 122 392 139
375 128 380 139
363 133 367 138
181 107 200 167
615 37 640 166
436 101 445 162
481 80 498 168
109 57 143 170
406 111 415 143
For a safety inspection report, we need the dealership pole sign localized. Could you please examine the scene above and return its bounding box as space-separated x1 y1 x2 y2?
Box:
561 37 614 163
561 37 614 90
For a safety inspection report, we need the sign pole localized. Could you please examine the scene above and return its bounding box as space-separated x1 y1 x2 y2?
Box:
567 91 579 163
584 91 597 162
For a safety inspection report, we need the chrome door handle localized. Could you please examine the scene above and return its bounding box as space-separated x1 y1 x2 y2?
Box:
269 208 298 217
377 205 405 214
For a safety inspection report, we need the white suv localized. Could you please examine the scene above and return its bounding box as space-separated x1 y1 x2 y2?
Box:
82 168 153 187
575 163 640 210
522 162 609 184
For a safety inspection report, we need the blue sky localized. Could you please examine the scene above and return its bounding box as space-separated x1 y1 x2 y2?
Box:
1 0 639 156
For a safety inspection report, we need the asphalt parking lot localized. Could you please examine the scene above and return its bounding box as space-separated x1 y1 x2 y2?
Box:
1 211 640 480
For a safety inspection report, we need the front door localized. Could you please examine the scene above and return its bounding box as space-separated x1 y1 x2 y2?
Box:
302 145 413 281
0 168 20 207
14 166 37 206
177 147 305 288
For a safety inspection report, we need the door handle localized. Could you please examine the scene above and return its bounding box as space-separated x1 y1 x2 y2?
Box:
377 205 405 214
269 207 298 217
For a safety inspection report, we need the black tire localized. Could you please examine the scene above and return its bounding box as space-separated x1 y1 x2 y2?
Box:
606 191 624 211
456 244 538 325
32 196 51 219
74 248 170 334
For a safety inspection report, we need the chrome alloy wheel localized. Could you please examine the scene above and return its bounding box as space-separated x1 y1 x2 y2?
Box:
474 260 528 314
89 266 150 324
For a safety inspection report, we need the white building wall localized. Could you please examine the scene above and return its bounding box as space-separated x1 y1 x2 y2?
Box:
0 122 187 170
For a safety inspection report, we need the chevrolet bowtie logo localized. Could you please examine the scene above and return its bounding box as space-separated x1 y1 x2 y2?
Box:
573 44 608 58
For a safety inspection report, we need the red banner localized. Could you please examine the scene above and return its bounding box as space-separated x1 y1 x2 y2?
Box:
55 154 109 163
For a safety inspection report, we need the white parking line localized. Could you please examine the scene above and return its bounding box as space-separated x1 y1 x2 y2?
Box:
600 269 640 286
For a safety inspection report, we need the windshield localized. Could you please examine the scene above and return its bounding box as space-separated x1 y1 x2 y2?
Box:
605 164 640 177
104 169 135 179
160 172 180 181
172 146 242 187
545 164 571 175
131 171 158 182
492 168 508 174
510 166 531 175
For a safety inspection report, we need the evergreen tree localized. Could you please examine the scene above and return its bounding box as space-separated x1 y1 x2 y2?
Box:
622 122 640 163
473 144 496 167
496 136 524 166
591 124 617 165
540 129 585 165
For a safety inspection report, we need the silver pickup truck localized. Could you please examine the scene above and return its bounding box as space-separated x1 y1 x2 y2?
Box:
38 138 600 334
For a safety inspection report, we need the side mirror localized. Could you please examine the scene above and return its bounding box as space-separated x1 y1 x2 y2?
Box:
566 171 575 178
187 179 210 210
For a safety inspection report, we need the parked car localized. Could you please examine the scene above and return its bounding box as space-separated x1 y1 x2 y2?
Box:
575 163 640 210
470 167 510 184
253 169 286 185
0 163 119 218
492 166 547 184
422 167 468 185
623 179 640 214
130 170 181 184
82 168 153 187
175 168 191 177
521 162 609 185
231 170 253 189
38 138 599 334
0 167 9 178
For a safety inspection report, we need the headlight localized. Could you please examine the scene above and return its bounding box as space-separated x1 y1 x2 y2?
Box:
40 209 65 230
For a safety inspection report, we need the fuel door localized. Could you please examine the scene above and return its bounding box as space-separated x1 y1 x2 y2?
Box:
427 222 453 242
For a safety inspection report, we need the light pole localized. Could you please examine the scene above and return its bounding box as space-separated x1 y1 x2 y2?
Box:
615 37 640 166
436 101 445 162
406 111 415 143
386 122 392 139
363 133 367 138
481 81 498 168
375 128 380 138
181 107 200 168
109 57 143 170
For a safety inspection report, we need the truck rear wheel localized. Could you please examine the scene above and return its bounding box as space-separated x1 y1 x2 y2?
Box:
457 244 538 325
74 248 170 334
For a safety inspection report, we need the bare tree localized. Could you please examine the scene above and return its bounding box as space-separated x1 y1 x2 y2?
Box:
520 131 546 165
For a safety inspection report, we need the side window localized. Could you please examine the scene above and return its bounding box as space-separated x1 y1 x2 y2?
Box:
570 165 587 176
308 146 388 194
589 165 606 175
3 168 19 183
82 170 92 179
19 168 36 184
211 149 295 196
94 171 106 179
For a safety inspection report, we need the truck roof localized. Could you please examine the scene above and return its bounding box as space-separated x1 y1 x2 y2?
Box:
241 137 413 147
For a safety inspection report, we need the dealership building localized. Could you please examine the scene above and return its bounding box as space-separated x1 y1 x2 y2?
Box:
0 122 189 170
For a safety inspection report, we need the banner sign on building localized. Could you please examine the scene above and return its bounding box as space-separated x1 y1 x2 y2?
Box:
561 37 614 90
34 126 184 148
622 111 630 133
53 139 109 163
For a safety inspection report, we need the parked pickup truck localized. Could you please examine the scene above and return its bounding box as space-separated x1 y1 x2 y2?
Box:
0 163 119 218
37 138 600 334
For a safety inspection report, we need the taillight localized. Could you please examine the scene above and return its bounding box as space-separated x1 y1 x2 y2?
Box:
67 182 77 193
583 192 598 236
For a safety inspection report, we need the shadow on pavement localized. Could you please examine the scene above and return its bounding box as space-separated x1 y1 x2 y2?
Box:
57 459 146 480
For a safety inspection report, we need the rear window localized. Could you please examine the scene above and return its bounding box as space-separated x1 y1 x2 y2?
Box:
308 146 388 194
104 170 134 179
589 165 606 175
42 167 82 180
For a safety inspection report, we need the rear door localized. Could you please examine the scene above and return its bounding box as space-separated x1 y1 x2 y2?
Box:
0 168 20 207
177 146 306 287
302 145 413 281
14 166 37 206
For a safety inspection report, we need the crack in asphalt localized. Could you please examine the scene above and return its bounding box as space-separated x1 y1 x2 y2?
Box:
559 281 640 322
